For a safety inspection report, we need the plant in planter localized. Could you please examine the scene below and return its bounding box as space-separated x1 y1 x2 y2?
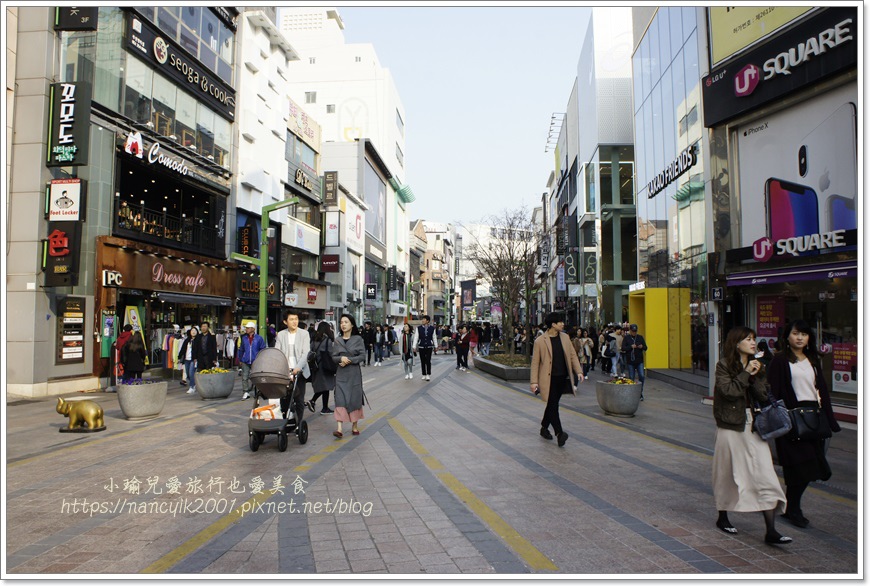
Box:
195 367 235 400
117 378 168 420
595 375 642 418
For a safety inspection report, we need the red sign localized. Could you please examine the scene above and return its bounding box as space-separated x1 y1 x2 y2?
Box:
321 254 340 272
48 229 70 256
307 287 317 304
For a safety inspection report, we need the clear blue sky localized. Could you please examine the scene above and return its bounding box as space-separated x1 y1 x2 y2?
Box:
339 6 593 225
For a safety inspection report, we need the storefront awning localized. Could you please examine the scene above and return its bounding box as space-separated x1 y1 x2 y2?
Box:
156 292 233 306
726 261 857 287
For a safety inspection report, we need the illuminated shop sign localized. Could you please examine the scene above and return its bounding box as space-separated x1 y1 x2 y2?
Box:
46 82 91 167
702 7 857 127
126 13 236 121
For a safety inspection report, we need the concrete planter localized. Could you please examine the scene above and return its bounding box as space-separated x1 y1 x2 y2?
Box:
117 381 168 420
595 381 642 418
473 356 531 381
196 371 235 400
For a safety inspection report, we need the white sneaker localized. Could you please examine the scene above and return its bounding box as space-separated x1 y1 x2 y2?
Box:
409 373 413 379
241 392 250 400
186 388 196 394
404 374 409 379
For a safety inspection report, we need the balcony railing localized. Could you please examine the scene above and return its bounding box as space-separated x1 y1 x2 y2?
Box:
115 203 223 258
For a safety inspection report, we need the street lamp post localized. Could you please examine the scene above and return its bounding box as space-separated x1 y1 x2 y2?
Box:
230 197 298 340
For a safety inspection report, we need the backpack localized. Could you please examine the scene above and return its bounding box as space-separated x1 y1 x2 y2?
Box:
312 339 338 375
604 338 617 358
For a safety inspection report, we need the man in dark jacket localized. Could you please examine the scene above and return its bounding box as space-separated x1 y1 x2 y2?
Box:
415 315 437 381
198 321 218 371
239 321 267 400
621 324 648 399
362 322 376 366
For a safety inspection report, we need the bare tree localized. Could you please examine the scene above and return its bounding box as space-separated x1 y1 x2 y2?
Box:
459 206 544 357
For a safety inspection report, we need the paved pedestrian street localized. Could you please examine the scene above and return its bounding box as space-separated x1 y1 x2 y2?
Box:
4 353 858 577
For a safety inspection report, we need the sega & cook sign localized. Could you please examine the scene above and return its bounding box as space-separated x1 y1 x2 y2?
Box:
126 12 236 121
702 7 857 127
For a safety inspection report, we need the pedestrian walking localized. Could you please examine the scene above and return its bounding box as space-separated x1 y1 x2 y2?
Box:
331 314 366 438
622 324 648 399
400 323 418 380
530 312 584 447
612 325 625 376
588 328 597 372
577 328 593 378
306 321 336 414
415 315 436 380
362 322 376 366
768 319 840 529
373 324 385 366
455 324 471 371
480 323 492 356
197 321 218 372
712 326 790 545
275 308 311 419
121 331 147 381
492 324 500 352
239 321 267 400
178 327 199 394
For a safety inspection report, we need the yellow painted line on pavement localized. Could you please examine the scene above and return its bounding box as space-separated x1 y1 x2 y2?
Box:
144 410 390 571
389 417 558 572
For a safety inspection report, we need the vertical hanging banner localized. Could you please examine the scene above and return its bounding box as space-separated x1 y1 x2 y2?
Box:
42 221 82 287
46 82 91 167
124 305 150 365
461 279 477 310
323 171 339 206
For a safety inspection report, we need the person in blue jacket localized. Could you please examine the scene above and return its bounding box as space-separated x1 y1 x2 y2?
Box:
239 321 267 400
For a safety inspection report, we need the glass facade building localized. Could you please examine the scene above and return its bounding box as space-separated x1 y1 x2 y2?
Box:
631 7 710 374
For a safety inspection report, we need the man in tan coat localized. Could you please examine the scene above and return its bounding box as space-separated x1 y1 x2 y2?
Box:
531 312 584 447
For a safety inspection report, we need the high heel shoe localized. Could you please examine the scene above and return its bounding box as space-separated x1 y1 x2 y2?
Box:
716 519 738 535
333 431 343 439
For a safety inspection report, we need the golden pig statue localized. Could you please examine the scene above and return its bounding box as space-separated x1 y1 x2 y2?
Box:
57 397 106 432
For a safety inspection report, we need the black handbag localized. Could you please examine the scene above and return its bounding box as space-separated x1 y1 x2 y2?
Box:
787 405 832 442
752 399 792 441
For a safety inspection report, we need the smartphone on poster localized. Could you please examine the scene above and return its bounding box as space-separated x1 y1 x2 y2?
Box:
827 194 857 231
798 102 857 233
765 178 819 255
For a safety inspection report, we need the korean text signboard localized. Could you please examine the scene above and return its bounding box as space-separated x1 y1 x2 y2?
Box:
831 342 857 394
756 295 785 347
323 171 338 206
54 7 99 31
56 296 85 364
46 82 91 167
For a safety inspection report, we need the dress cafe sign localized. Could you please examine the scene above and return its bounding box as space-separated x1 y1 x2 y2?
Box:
152 261 206 292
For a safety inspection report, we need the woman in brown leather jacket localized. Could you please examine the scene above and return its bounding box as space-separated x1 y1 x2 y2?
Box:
712 326 790 545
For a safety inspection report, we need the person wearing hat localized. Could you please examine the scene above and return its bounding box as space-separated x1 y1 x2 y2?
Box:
239 321 267 400
622 324 648 399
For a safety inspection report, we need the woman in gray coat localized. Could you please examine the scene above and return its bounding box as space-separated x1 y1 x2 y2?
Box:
330 313 367 438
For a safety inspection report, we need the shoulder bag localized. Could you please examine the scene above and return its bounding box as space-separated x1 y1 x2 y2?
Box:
787 405 832 442
751 398 792 441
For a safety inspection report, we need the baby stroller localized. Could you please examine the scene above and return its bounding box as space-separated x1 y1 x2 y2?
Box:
248 348 308 452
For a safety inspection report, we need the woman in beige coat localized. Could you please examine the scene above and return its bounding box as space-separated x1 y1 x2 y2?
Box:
531 313 584 447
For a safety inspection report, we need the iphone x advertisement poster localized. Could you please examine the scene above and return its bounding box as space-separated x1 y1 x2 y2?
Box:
736 84 857 258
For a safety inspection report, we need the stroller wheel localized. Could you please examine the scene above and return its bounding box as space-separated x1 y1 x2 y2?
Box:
277 431 288 452
298 420 308 445
249 432 261 452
